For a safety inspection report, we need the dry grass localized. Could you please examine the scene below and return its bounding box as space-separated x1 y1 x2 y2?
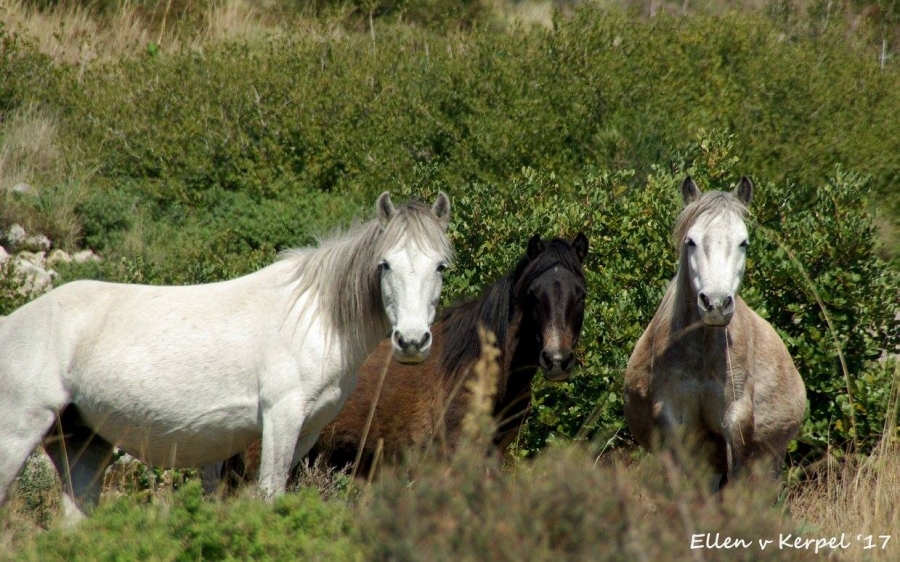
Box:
1 1 156 65
0 0 290 66
0 104 61 193
0 104 87 250
786 360 900 560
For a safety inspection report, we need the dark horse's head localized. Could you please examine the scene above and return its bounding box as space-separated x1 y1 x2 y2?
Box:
513 233 588 382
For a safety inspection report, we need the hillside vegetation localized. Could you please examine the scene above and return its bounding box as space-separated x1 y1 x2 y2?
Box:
1 0 898 558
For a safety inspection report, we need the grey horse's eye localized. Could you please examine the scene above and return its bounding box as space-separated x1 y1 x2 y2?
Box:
437 262 448 274
686 238 697 248
379 260 390 271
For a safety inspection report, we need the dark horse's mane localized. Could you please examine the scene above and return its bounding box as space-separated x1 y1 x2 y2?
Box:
437 239 585 397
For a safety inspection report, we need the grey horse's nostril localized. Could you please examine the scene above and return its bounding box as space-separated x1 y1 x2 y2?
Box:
723 296 733 309
699 292 711 310
419 331 432 349
393 331 405 349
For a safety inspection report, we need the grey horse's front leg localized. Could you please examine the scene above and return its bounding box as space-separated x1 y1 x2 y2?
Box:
724 399 755 483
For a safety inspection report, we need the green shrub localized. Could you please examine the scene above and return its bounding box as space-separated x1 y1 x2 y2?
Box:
3 7 898 460
404 134 898 460
17 481 362 560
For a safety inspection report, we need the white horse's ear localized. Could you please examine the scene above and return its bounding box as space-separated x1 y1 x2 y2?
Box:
735 176 753 207
376 192 395 227
432 191 451 231
681 176 701 206
572 232 589 263
527 234 544 260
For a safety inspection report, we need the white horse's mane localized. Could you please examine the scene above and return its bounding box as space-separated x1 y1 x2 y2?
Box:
279 199 453 347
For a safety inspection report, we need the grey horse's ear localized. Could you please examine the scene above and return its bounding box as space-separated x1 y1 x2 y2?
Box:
376 192 395 228
681 176 701 206
572 232 589 263
432 191 451 231
734 176 753 207
527 234 544 260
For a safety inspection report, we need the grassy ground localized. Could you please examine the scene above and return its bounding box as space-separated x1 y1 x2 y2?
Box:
2 356 898 560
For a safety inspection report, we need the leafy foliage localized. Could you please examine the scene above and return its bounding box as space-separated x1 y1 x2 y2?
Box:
1 6 897 461
16 481 362 560
414 135 898 459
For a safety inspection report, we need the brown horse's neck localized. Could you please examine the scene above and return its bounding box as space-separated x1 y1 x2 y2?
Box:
437 270 517 392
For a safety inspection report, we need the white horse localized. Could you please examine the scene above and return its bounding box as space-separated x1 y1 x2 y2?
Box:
0 191 452 520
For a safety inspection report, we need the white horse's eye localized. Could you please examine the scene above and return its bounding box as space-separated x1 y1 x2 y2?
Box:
739 239 749 248
686 238 697 248
379 260 390 271
437 262 448 274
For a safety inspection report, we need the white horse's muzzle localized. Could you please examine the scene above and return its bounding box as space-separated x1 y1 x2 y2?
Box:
391 328 433 364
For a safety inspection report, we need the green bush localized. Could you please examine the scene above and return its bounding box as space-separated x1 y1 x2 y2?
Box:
405 134 898 460
3 7 898 460
17 481 362 560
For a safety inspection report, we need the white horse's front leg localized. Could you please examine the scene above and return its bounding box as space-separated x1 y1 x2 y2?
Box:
292 431 322 468
258 396 307 498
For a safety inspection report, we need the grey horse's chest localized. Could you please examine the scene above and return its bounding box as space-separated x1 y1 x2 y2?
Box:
657 366 733 433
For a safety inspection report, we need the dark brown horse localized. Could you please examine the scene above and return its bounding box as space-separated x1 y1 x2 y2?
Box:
314 233 588 472
203 233 587 489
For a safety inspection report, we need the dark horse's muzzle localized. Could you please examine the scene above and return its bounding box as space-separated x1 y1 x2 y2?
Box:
540 349 576 382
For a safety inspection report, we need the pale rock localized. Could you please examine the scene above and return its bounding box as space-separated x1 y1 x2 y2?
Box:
16 251 45 268
12 259 53 296
24 234 52 252
46 249 72 268
11 183 35 195
73 250 101 263
4 224 27 251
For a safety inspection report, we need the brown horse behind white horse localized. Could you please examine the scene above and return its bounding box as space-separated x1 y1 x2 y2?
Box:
624 176 805 489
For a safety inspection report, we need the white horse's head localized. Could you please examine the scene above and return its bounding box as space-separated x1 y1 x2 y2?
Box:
678 176 753 327
375 191 452 363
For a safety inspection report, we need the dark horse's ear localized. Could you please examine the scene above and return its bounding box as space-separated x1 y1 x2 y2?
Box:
431 191 451 231
527 234 544 260
572 232 589 264
376 192 395 228
681 176 701 206
734 176 753 207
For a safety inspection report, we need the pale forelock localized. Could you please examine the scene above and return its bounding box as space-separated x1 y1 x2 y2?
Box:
377 200 454 262
672 190 748 250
